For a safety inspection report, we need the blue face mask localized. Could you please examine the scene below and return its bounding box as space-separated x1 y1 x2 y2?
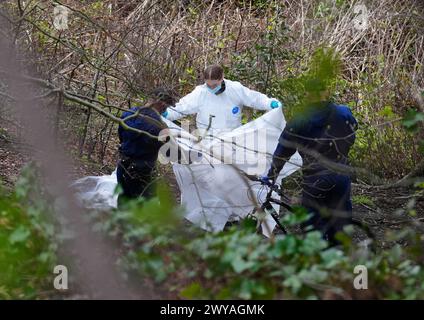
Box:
207 84 222 95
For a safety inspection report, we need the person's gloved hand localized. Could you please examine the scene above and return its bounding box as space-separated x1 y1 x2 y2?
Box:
161 110 169 118
259 175 273 186
270 100 283 109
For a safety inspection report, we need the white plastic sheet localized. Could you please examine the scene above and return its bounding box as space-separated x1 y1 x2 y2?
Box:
72 108 302 236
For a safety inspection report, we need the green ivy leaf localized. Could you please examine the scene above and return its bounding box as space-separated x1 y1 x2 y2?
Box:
231 256 254 274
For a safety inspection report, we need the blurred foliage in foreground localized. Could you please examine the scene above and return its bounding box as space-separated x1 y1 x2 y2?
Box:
0 164 58 299
93 181 424 300
1 166 423 299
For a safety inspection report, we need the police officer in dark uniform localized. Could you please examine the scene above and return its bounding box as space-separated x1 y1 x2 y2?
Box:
261 99 358 244
117 88 175 206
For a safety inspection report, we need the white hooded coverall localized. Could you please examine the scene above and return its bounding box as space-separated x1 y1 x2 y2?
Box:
164 79 278 133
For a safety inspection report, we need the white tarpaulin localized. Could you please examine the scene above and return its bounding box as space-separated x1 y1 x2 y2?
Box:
72 108 302 236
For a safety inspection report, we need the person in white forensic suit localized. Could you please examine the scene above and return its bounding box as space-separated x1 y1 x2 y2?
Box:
161 64 282 134
160 64 285 230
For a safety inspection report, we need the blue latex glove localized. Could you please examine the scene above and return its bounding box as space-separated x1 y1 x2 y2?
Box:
162 110 169 118
259 175 272 186
270 100 282 109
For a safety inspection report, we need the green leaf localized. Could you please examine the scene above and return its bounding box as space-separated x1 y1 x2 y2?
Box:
378 105 395 119
8 226 31 245
283 275 302 293
352 195 375 207
231 256 254 274
97 94 106 103
402 110 424 132
282 205 311 226
180 282 203 299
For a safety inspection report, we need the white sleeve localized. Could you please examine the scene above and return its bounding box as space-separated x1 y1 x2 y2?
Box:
233 81 274 111
166 87 201 121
